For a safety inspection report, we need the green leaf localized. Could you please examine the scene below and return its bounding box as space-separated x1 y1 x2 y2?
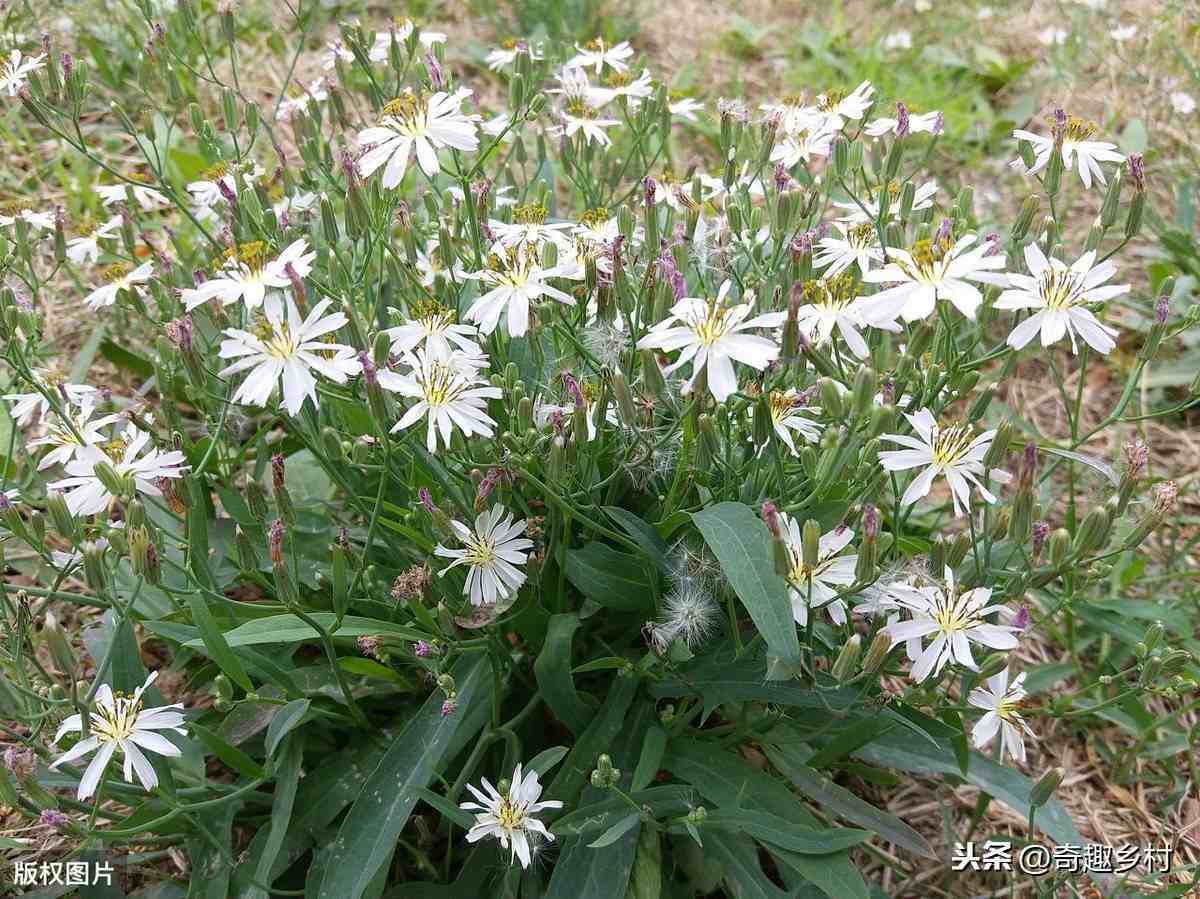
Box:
588 811 642 848
563 543 653 612
552 786 697 839
316 656 489 899
547 676 639 810
704 809 870 854
528 745 570 777
414 787 476 830
189 723 266 780
805 717 897 770
99 338 154 378
186 800 238 899
534 614 595 734
704 831 791 899
769 844 870 899
691 502 800 676
270 448 334 506
265 699 310 758
244 733 304 899
632 726 668 791
762 743 936 860
185 591 252 692
854 729 1083 845
185 613 422 649
626 826 663 899
603 506 670 571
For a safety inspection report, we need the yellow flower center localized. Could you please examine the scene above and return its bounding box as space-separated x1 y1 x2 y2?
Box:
463 532 499 568
101 263 131 283
201 161 231 182
929 424 975 466
1039 268 1084 310
513 203 548 225
381 90 428 134
91 693 143 744
691 301 736 347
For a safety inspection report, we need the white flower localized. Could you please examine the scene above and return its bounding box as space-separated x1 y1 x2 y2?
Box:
489 211 575 253
604 68 655 106
814 221 886 278
273 190 320 220
66 217 121 265
1110 24 1137 41
84 261 155 310
885 567 1019 681
834 180 937 224
377 349 500 452
322 39 353 69
1037 27 1068 46
883 31 913 50
385 301 482 360
463 246 582 337
95 182 169 211
637 280 784 403
555 106 621 147
29 402 121 470
49 427 189 517
769 125 835 167
1170 92 1197 116
813 80 875 131
794 277 881 359
278 78 328 119
3 369 96 426
765 390 823 454
1011 119 1124 190
0 206 54 232
50 671 186 800
0 49 45 96
669 97 704 121
778 515 857 626
997 244 1126 354
369 20 446 61
481 113 514 139
435 505 533 606
461 763 562 868
567 38 634 74
356 88 479 190
485 42 543 71
217 295 361 416
969 669 1034 763
860 234 1008 324
879 408 1011 517
651 170 724 213
182 239 315 312
186 163 261 222
865 109 941 137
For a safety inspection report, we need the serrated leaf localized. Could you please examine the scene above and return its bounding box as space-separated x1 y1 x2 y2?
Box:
691 503 800 676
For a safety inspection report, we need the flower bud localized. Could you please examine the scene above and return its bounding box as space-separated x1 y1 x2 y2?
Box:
93 461 131 499
801 518 821 570
977 652 1009 680
818 377 843 420
983 421 1012 469
1072 505 1111 556
1030 768 1063 809
1048 527 1071 566
831 635 861 682
862 629 892 673
82 541 108 591
1010 195 1040 244
41 610 76 676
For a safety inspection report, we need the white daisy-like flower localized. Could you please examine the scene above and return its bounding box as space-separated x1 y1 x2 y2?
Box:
95 182 169 211
29 402 121 470
3 369 96 426
1110 24 1137 41
489 208 576 253
435 504 534 606
885 567 1019 681
859 233 1008 324
651 169 724 213
879 408 1011 517
50 671 186 800
186 162 263 223
794 275 884 359
217 295 361 416
49 427 189 517
778 515 858 626
181 239 315 312
834 179 938 225
0 49 45 96
273 190 320 220
567 38 634 75
669 97 704 121
769 125 836 168
603 68 655 106
0 206 54 232
554 104 621 147
765 389 823 455
369 19 447 61
1170 92 1196 116
409 238 468 287
463 246 582 338
278 78 329 119
377 348 499 452
548 66 612 109
461 763 562 868
1037 26 1068 46
997 243 1127 354
865 109 942 137
883 30 913 50
385 300 482 360
637 280 785 403
813 80 875 131
84 261 154 311
814 221 886 278
1011 117 1124 190
356 88 479 190
485 41 543 71
969 669 1034 763
66 216 121 265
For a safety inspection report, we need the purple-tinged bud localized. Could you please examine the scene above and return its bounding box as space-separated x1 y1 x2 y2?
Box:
984 232 1002 255
40 808 69 830
761 500 782 539
415 639 433 658
774 162 790 193
272 452 286 492
935 217 953 246
358 351 378 387
562 372 585 410
643 176 656 207
1155 295 1169 325
42 33 52 57
217 178 238 208
1013 605 1030 631
1128 154 1145 192
879 377 895 406
269 518 285 565
165 314 194 353
862 504 879 540
440 697 457 717
932 111 945 135
1123 438 1149 478
357 634 382 659
284 262 307 309
425 51 445 90
4 747 36 781
419 487 436 515
1152 481 1178 516
475 469 500 511
1031 520 1050 557
61 52 73 79
894 101 910 138
1019 442 1038 489
192 268 207 288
